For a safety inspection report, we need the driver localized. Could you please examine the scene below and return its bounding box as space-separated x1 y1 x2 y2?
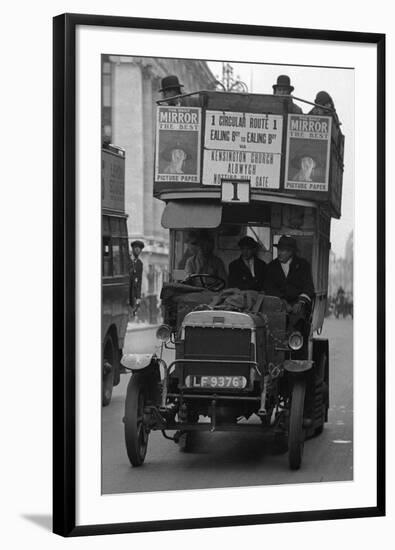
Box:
185 233 227 286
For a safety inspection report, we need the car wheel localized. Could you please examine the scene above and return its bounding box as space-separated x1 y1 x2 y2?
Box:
288 379 306 470
124 374 149 467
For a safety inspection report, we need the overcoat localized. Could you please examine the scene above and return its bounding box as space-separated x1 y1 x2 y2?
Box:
129 257 143 306
228 256 266 291
263 256 315 303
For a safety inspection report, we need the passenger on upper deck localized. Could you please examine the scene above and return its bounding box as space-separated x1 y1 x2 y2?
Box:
185 233 227 284
264 235 314 315
309 91 340 126
159 75 200 107
272 75 303 114
228 236 266 291
159 75 184 106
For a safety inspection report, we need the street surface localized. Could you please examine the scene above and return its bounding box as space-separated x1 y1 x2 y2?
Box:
102 317 353 494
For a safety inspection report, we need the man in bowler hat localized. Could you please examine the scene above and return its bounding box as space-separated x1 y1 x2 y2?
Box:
159 75 184 106
272 75 303 114
264 235 314 362
159 75 200 107
264 235 314 315
228 236 266 291
129 240 144 317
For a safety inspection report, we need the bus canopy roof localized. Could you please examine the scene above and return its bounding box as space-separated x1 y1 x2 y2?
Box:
161 201 222 229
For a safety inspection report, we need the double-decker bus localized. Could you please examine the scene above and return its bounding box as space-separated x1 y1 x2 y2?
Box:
122 89 345 469
102 144 129 405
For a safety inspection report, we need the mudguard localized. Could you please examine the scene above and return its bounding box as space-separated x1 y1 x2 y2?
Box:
122 355 162 405
284 359 314 373
121 353 154 371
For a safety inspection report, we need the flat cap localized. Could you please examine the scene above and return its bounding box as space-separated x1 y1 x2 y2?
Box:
131 240 145 249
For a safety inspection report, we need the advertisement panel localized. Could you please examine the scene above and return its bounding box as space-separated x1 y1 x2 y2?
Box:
285 115 332 192
101 149 125 212
203 111 283 188
155 106 201 183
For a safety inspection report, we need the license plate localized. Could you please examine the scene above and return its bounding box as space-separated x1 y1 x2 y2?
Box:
185 375 247 389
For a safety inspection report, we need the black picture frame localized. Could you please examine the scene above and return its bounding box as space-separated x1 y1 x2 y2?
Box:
53 13 386 537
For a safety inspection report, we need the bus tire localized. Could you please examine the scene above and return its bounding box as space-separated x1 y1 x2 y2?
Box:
102 333 115 406
288 379 306 470
124 374 149 467
313 352 328 436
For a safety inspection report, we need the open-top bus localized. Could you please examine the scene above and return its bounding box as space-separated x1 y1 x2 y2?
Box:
122 89 344 469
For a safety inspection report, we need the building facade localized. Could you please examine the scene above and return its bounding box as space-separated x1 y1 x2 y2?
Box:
328 230 353 298
102 56 217 322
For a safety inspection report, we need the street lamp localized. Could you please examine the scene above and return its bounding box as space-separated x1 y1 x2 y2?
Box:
215 63 248 93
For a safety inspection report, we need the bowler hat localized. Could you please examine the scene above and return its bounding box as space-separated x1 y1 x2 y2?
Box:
131 240 145 249
159 75 184 93
238 236 258 249
273 75 294 92
274 235 298 250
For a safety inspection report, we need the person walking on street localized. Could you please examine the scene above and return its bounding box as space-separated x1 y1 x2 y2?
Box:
129 240 144 318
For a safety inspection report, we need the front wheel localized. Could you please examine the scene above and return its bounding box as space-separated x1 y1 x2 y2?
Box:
288 379 306 470
313 352 328 436
124 374 149 467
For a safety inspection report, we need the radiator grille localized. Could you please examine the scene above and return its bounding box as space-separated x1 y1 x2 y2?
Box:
184 326 251 361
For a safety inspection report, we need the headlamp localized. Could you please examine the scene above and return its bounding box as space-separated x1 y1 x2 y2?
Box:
156 324 172 342
288 331 304 351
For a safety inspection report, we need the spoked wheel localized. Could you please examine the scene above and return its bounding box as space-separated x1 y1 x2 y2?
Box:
288 379 306 470
313 353 328 436
102 334 115 407
124 374 149 467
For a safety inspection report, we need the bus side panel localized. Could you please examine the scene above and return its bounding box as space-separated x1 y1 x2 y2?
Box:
102 276 129 349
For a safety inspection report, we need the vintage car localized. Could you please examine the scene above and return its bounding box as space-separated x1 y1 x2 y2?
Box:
122 89 343 470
